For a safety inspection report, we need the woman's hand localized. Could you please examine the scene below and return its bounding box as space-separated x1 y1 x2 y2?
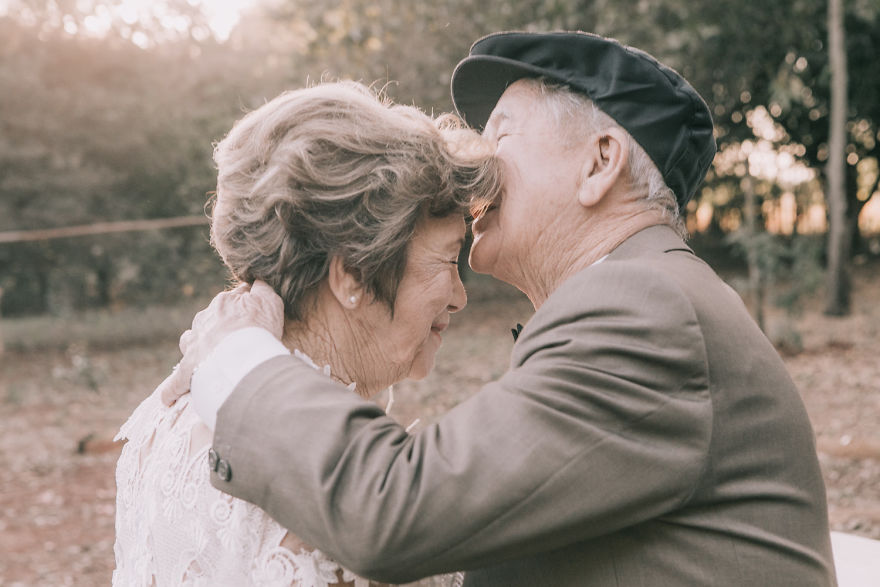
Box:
159 280 285 406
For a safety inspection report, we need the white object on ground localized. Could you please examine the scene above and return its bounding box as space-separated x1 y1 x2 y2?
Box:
831 531 880 587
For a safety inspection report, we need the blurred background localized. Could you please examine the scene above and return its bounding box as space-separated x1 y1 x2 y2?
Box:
0 0 878 584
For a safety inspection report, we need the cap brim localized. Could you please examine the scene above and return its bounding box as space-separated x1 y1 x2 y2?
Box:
451 55 567 131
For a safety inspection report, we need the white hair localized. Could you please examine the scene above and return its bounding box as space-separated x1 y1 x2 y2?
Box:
522 78 686 238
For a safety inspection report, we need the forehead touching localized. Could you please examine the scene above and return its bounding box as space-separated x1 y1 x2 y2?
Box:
414 215 466 253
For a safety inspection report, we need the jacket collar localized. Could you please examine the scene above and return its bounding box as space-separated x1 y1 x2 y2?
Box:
606 223 694 262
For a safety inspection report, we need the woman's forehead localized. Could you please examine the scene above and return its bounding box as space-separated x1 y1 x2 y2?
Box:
413 215 466 250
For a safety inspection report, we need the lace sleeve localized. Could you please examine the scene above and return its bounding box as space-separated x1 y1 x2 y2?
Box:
113 388 371 586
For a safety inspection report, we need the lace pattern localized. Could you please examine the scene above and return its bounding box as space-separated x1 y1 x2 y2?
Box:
113 386 368 586
113 355 462 586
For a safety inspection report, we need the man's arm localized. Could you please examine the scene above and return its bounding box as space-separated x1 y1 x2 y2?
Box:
208 264 713 583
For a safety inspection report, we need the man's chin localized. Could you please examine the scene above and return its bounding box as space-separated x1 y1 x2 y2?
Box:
407 360 433 382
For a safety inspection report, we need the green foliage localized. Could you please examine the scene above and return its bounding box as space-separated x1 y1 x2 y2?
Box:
726 228 824 350
727 230 824 315
687 0 879 241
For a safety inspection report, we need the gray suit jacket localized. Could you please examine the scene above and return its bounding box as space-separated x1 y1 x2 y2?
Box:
210 225 836 586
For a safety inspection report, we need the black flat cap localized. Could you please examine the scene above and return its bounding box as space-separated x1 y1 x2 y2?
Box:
451 31 716 211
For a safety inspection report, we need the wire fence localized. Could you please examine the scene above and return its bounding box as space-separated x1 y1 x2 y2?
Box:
0 215 210 244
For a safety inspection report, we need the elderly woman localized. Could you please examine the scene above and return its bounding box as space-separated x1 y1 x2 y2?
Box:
112 82 499 586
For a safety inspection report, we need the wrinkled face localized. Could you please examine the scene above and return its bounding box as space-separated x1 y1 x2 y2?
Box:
469 80 586 281
366 214 467 383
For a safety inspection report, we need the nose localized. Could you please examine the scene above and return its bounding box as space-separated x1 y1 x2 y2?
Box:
448 270 467 313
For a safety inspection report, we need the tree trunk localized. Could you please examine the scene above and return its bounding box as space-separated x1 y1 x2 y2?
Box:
825 0 851 316
0 286 4 355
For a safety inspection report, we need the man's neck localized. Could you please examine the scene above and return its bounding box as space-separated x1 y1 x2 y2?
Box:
518 210 668 309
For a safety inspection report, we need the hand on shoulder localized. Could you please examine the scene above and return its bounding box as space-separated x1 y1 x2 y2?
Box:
159 280 285 406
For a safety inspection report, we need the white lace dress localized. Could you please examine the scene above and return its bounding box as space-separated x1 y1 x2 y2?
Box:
114 353 373 587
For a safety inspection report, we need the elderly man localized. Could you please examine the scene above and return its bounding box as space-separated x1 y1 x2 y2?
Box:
179 32 836 585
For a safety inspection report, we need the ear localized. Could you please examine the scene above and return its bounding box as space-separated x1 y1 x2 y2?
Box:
327 255 364 309
576 127 629 209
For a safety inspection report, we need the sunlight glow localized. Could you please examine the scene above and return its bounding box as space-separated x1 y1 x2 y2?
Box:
745 140 815 187
861 194 880 234
5 0 259 45
202 0 254 41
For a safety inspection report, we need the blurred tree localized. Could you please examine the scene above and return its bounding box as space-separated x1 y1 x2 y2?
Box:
0 8 293 316
825 0 850 315
682 1 878 254
685 0 879 316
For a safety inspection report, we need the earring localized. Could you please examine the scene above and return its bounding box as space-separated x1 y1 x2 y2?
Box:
348 295 358 305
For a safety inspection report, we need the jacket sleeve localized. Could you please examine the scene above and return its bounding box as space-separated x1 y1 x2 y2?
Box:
210 262 713 583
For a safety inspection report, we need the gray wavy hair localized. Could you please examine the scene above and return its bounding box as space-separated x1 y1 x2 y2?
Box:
211 81 501 321
524 78 686 237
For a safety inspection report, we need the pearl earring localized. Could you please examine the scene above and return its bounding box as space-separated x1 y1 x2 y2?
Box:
349 295 358 305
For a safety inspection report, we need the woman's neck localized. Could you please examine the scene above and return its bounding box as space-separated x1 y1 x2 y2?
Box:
282 318 356 390
282 313 393 399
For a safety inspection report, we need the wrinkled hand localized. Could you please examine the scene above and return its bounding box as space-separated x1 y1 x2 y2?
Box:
159 280 285 406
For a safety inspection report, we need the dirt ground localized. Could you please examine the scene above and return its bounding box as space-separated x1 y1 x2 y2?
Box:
1 265 878 586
